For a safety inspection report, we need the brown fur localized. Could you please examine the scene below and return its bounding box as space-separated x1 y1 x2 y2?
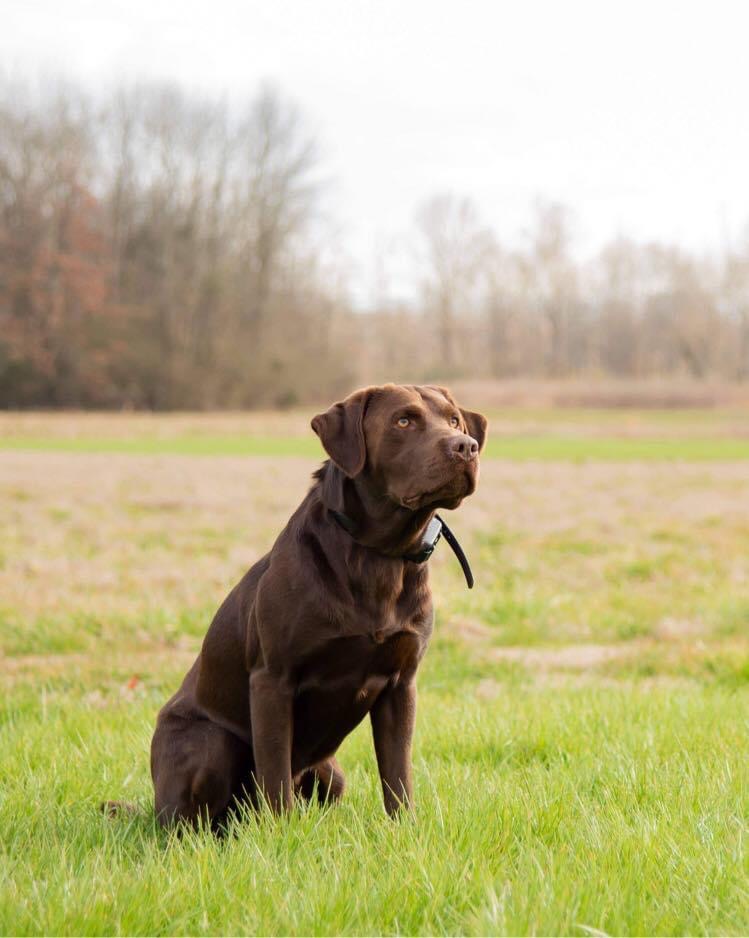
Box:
149 384 487 826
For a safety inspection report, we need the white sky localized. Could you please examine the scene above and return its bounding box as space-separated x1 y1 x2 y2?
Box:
3 0 749 306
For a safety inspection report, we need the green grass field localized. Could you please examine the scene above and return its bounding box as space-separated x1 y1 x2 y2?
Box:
2 407 749 462
4 433 749 461
1 408 748 935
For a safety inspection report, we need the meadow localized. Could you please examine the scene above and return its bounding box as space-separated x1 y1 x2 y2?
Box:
1 406 748 935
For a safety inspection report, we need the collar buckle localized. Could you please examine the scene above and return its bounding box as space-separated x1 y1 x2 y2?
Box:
404 516 443 564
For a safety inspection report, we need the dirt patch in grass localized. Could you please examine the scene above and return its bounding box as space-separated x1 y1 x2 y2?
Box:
490 642 631 670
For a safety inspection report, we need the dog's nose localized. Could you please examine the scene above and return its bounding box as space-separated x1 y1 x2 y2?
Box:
449 434 479 462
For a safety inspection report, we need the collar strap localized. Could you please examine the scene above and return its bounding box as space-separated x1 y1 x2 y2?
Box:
330 510 474 589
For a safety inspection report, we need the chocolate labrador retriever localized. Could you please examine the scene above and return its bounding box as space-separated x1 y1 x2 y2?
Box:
149 383 487 827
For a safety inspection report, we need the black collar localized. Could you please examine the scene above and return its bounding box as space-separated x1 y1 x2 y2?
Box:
330 510 474 589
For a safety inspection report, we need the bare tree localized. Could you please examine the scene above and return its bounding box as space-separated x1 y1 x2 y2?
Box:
721 228 749 380
415 194 494 373
592 237 643 376
523 200 581 376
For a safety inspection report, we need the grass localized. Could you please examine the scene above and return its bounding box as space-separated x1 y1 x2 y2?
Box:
2 434 749 461
2 408 749 935
3 678 747 935
2 405 749 461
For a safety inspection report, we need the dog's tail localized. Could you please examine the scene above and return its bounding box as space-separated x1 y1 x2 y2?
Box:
100 800 139 818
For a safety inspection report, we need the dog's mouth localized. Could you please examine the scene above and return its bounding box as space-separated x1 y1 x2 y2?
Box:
399 488 442 510
397 466 477 511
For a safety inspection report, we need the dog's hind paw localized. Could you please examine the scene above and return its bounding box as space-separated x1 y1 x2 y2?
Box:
100 800 139 818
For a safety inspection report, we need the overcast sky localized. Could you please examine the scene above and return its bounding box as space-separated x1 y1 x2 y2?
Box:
3 0 748 305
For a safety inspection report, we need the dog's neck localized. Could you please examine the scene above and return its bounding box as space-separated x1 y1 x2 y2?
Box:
317 461 434 558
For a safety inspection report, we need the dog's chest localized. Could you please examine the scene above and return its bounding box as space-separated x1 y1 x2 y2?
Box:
295 611 429 699
345 560 429 635
289 588 431 768
291 626 424 763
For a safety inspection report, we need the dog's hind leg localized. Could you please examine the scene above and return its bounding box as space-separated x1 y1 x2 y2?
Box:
151 715 252 830
295 757 346 805
101 800 139 818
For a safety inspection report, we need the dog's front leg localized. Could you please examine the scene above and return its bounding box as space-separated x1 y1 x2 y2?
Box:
249 669 293 813
370 679 416 816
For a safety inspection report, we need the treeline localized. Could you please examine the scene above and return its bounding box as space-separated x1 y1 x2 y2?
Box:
399 196 749 385
1 78 748 409
0 78 352 408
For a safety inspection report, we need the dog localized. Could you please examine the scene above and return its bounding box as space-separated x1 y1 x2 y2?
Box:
149 383 487 826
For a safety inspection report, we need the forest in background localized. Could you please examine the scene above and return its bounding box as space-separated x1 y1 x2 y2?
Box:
2 77 749 409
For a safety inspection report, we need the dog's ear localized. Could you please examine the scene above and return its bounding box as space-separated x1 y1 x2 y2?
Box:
311 389 371 477
460 408 488 452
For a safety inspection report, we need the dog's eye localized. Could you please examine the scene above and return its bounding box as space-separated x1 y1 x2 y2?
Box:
450 416 460 428
397 417 410 428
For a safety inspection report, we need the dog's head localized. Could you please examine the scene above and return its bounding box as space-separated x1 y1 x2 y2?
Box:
312 384 487 511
